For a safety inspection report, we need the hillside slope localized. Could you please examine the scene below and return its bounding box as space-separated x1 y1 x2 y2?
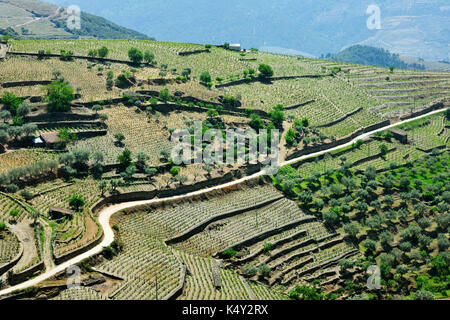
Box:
0 0 153 40
325 45 426 71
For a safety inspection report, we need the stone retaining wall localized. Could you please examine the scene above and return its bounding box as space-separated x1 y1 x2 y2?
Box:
53 231 103 265
178 49 210 56
164 195 284 245
284 100 315 110
9 261 45 285
316 107 363 128
286 119 391 160
0 243 23 277
214 216 317 258
7 51 154 67
399 97 449 121
1 80 52 88
215 74 328 88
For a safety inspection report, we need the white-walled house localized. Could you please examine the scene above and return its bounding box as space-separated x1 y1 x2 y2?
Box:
229 44 242 51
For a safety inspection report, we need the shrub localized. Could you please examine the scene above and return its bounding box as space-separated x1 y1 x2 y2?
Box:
200 71 212 84
221 248 237 259
144 51 155 63
19 189 33 201
0 222 6 232
170 166 181 176
258 64 274 78
222 94 237 107
242 264 258 277
60 50 73 61
263 242 273 252
98 46 109 58
258 264 271 278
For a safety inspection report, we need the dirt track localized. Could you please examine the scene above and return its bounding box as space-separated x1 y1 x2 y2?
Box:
0 106 448 297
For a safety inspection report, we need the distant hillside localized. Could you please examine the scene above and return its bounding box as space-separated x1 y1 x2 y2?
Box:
45 0 450 61
323 45 426 70
0 0 153 40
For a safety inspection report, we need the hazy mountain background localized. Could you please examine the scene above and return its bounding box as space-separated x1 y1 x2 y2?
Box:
45 0 449 62
0 0 152 40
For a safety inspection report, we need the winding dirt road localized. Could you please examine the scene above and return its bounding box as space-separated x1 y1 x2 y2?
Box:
0 107 447 297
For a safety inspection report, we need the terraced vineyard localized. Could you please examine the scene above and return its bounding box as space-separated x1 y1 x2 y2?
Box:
95 215 183 300
0 149 58 174
31 179 101 214
172 198 310 256
397 113 449 151
178 252 251 300
0 231 20 266
319 61 450 117
0 37 449 302
51 287 105 300
130 183 283 240
0 193 32 222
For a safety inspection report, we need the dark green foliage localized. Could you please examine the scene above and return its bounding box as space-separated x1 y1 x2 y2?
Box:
118 149 132 169
69 194 85 211
200 71 212 84
327 45 425 70
128 48 144 64
258 64 274 78
43 80 75 112
221 248 237 259
1 92 22 115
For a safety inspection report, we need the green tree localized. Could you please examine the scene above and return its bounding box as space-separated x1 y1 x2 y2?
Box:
92 104 103 115
17 103 31 118
128 48 143 64
242 264 258 277
1 92 22 114
98 180 108 196
200 71 212 84
159 88 171 102
9 209 19 222
144 50 155 63
379 144 388 156
268 104 285 128
98 46 109 58
343 223 359 239
43 80 75 112
258 64 274 78
69 195 85 211
118 149 132 169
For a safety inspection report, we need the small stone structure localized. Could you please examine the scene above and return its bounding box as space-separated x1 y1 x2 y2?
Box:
49 207 74 220
35 132 59 148
389 129 408 144
229 44 242 51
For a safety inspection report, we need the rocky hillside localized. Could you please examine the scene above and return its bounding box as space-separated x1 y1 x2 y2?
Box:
0 0 153 40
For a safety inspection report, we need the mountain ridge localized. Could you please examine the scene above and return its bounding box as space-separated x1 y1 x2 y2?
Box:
0 0 153 40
